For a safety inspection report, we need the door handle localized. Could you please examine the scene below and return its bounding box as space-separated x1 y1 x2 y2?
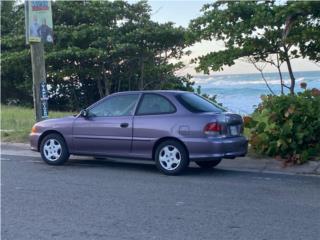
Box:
120 123 129 128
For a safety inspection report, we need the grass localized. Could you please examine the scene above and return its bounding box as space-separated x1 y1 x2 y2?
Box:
1 105 74 142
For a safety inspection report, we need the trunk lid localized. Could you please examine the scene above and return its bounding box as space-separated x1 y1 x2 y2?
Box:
219 113 243 136
200 112 243 137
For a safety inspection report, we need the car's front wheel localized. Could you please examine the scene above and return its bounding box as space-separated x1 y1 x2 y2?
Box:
195 159 222 169
155 140 189 175
40 133 70 165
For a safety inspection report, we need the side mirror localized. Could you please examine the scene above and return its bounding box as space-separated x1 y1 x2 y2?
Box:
80 109 89 118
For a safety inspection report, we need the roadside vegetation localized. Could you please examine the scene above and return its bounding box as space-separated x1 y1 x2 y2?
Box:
1 105 74 142
244 86 320 164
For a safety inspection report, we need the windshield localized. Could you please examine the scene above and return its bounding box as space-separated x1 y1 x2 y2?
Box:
176 93 225 113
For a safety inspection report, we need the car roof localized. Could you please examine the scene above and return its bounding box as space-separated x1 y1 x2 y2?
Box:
111 90 190 95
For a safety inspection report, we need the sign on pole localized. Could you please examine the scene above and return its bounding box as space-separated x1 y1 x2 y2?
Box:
25 0 53 44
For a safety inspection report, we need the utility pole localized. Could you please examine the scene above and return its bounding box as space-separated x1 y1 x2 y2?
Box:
25 0 53 122
30 42 48 122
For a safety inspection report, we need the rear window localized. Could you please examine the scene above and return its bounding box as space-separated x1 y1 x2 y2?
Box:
176 93 225 113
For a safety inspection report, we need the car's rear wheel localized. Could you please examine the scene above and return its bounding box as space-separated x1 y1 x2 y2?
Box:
155 140 189 175
195 159 222 169
40 133 69 165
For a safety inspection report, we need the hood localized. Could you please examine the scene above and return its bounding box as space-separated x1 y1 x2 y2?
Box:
35 116 76 129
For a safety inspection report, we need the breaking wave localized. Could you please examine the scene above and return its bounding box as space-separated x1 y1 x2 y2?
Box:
194 77 305 86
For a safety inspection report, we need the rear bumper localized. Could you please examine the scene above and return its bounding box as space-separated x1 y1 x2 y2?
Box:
29 133 40 152
185 136 248 161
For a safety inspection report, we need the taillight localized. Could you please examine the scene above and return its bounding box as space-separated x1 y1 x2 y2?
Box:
204 122 222 136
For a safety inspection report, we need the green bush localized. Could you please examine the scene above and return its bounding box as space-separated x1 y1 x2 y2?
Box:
245 88 320 164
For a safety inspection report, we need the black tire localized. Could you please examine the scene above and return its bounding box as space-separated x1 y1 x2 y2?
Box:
195 159 222 169
40 133 70 165
155 140 189 175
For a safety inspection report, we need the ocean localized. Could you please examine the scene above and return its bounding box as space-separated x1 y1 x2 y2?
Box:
195 71 320 115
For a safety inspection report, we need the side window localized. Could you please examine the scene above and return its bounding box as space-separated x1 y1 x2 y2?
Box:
137 94 176 115
89 94 139 117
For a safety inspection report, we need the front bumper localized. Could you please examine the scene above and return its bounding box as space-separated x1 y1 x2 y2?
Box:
29 132 41 152
185 136 248 161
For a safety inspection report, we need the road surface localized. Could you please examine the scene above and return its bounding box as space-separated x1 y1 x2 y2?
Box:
1 154 320 240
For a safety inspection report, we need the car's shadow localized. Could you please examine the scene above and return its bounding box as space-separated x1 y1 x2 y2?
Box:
64 157 251 177
66 158 159 174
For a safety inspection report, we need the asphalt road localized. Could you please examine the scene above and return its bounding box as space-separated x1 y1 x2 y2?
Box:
1 154 320 240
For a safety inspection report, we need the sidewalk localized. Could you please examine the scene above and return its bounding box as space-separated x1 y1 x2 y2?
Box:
1 142 320 176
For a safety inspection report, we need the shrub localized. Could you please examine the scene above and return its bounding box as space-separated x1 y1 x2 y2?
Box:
245 88 320 164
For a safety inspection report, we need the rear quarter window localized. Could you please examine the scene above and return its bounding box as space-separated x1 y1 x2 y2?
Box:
137 94 176 115
176 93 225 113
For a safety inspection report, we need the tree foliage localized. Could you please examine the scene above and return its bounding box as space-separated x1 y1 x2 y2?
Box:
1 0 194 110
189 1 320 94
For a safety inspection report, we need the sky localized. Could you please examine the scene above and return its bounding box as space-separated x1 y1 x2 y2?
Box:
147 0 319 76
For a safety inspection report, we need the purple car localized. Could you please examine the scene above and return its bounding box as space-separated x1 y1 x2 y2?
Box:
30 91 248 175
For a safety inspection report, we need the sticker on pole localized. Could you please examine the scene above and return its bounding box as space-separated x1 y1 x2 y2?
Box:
40 81 49 119
41 100 49 119
40 81 48 100
25 1 53 44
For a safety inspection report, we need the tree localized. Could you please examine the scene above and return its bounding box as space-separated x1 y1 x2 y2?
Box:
1 1 33 105
1 0 194 111
189 1 320 95
284 1 320 63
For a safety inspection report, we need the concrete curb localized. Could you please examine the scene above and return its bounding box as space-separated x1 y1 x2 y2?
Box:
1 142 319 176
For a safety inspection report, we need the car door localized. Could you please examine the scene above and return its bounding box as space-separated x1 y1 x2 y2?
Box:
72 93 140 156
132 93 177 159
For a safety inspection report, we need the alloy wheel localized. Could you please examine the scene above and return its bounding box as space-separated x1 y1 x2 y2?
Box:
43 139 62 161
159 145 181 171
